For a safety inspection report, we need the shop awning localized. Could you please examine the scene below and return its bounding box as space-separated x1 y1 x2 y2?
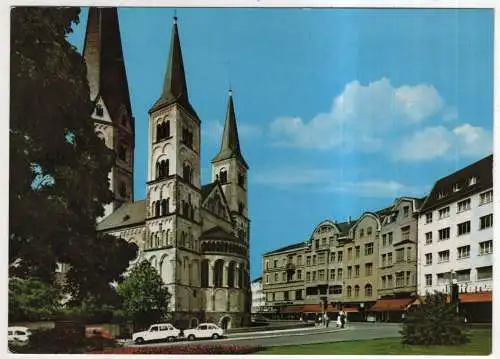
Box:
459 292 492 303
370 298 414 312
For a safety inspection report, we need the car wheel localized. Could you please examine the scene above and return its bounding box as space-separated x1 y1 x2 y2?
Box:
167 336 175 342
211 333 220 340
134 337 145 345
188 334 196 341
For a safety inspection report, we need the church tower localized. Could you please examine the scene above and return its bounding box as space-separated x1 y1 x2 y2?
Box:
145 16 203 320
211 91 250 293
83 7 134 219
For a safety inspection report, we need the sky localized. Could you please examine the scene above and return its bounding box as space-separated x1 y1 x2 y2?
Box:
67 7 493 280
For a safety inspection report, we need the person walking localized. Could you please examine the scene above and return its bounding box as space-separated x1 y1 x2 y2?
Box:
340 310 346 328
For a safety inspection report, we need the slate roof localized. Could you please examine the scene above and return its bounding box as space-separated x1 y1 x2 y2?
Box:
211 91 248 168
83 8 132 121
97 200 146 231
149 18 198 119
200 226 237 241
201 182 217 200
336 220 357 235
420 154 493 212
264 242 307 256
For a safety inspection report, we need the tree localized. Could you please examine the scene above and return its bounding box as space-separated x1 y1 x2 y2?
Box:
9 277 61 321
10 7 137 300
401 292 468 345
116 260 171 329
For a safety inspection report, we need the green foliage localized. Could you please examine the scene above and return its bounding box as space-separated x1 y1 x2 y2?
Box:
8 277 61 321
116 260 171 329
401 292 468 345
10 7 138 301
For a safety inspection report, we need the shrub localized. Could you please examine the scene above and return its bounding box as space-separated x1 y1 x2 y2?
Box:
89 344 263 355
401 292 468 345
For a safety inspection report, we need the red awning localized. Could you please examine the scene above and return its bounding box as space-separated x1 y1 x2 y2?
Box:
281 305 304 313
370 298 413 312
459 292 492 303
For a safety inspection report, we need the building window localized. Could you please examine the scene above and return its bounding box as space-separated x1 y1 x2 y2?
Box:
480 214 493 230
273 260 278 268
367 226 373 235
318 253 325 265
453 183 461 192
477 266 493 280
332 285 342 295
438 227 450 241
395 271 405 287
272 293 275 301
95 104 104 117
312 271 317 281
347 266 352 279
265 261 270 270
425 212 433 224
364 243 374 256
388 232 393 245
425 253 432 265
457 221 471 236
297 255 302 266
347 248 353 260
401 226 410 241
479 190 493 205
347 286 352 297
315 239 319 250
457 198 471 213
284 291 289 301
306 272 311 281
219 169 227 184
306 256 311 266
274 273 278 282
337 268 343 280
312 255 317 265
387 252 393 265
479 240 493 255
337 252 343 263
365 263 373 276
266 275 269 284
360 229 364 237
456 269 471 282
381 254 386 267
381 276 386 289
321 238 327 248
403 206 409 218
282 272 286 282
183 164 192 184
355 265 360 277
425 232 433 245
457 245 470 259
156 159 169 179
438 250 450 263
425 274 432 286
318 270 325 281
297 270 302 280
382 234 387 247
387 275 393 287
295 290 303 300
330 269 335 281
330 252 335 263
182 127 194 149
469 177 477 186
156 121 170 141
365 284 373 297
354 285 360 297
395 248 405 263
355 246 360 258
438 207 450 219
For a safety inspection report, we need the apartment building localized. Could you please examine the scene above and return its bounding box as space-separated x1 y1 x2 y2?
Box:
417 155 493 321
262 242 307 315
250 277 265 314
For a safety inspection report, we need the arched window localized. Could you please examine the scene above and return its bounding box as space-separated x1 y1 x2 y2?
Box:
347 286 352 297
219 169 228 184
155 201 160 217
149 233 154 249
201 260 209 288
183 164 192 184
214 260 224 288
155 233 160 248
166 229 171 246
156 121 170 142
161 199 168 216
365 284 373 297
227 262 236 288
354 285 360 297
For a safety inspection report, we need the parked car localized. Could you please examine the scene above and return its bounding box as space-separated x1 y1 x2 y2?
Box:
8 326 32 344
183 323 225 341
132 323 181 344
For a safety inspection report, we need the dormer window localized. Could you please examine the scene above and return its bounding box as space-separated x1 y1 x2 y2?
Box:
95 104 104 117
469 177 477 186
453 183 461 192
438 192 446 200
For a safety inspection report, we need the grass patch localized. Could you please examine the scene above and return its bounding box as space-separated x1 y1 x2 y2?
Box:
261 329 491 355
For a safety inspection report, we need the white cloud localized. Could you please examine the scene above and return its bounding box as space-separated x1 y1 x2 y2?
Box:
269 78 450 151
394 123 492 162
238 123 262 138
443 107 459 122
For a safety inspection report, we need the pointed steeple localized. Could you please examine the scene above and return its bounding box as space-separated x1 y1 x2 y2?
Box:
149 16 197 117
83 7 132 120
212 90 248 168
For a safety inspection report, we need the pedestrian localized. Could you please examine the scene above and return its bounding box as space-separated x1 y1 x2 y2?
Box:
340 310 346 328
336 314 341 328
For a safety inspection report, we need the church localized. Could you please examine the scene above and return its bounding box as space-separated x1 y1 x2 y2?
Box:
84 7 252 329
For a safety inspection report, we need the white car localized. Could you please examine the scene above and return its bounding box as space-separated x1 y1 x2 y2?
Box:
132 323 181 344
8 326 32 344
183 323 225 341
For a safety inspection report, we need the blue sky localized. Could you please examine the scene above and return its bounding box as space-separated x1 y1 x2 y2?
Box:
68 8 493 280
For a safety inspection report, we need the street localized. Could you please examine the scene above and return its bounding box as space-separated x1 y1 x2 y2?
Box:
126 323 403 349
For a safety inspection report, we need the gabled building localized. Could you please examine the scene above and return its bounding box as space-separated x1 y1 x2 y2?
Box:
93 11 252 329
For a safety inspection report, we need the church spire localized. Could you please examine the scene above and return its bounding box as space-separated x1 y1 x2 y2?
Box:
149 16 197 117
212 90 248 168
83 7 132 120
